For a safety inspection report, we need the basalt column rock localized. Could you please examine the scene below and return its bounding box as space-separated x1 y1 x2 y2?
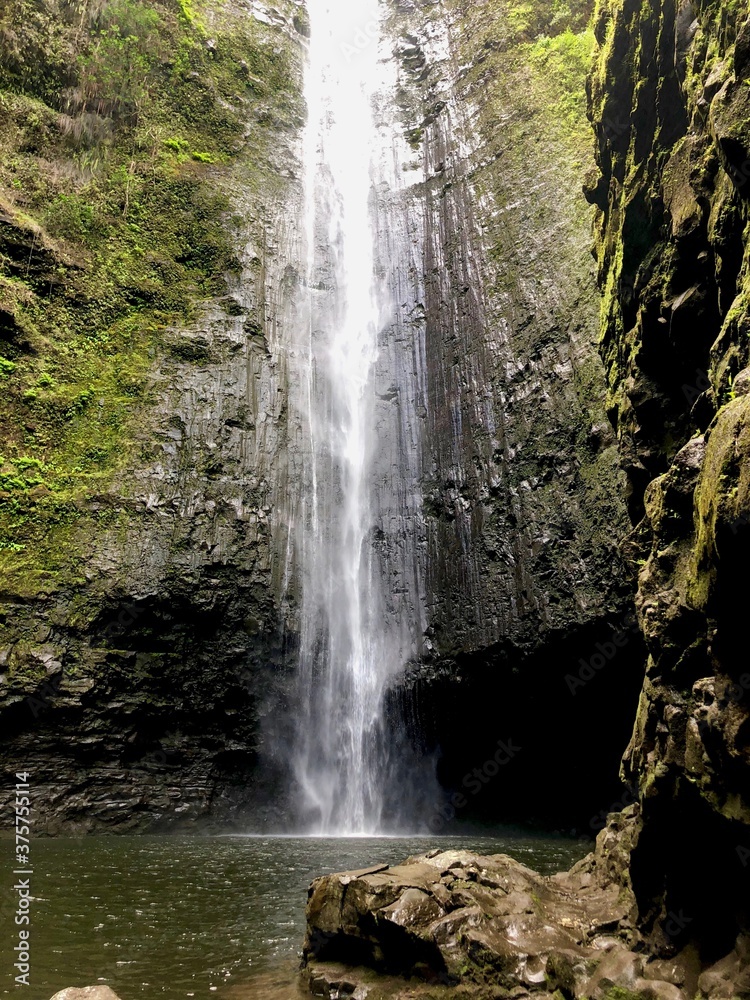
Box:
370 0 644 828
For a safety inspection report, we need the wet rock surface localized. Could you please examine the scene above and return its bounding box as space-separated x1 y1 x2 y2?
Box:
0 0 306 833
49 989 122 1000
588 0 750 965
368 0 642 830
379 0 633 660
302 812 750 1000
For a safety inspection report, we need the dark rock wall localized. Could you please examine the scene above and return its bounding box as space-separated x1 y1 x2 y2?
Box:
376 0 644 828
588 0 750 956
0 0 657 835
385 0 631 657
0 0 306 832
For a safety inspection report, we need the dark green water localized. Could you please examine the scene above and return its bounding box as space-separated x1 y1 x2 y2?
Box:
1 834 587 1000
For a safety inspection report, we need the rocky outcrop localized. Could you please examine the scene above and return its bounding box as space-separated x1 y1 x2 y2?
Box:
302 811 749 999
586 0 750 965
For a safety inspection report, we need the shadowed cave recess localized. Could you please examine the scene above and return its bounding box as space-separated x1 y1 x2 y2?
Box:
1 0 750 987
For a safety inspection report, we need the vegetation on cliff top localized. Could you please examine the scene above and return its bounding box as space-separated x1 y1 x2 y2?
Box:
0 0 301 595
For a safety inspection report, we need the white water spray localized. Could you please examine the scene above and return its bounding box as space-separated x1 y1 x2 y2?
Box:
290 0 411 835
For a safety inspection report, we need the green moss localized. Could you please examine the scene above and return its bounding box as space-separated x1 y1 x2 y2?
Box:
0 0 303 596
529 28 596 129
444 0 597 161
6 643 49 683
504 0 592 41
691 394 750 610
601 989 647 1000
176 0 203 30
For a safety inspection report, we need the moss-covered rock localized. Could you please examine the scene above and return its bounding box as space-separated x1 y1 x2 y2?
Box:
588 0 750 964
0 0 305 832
0 0 302 589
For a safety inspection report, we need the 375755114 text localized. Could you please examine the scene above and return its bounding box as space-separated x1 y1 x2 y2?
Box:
13 772 32 987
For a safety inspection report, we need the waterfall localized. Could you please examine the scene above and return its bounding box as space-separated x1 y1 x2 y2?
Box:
286 0 433 836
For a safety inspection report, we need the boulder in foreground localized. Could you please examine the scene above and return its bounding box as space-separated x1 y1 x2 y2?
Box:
303 810 749 999
50 988 122 1000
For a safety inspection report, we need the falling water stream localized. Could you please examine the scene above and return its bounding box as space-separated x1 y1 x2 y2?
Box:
290 1 418 835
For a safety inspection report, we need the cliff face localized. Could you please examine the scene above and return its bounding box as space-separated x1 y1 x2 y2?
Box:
393 0 628 655
0 0 307 832
1 0 641 834
588 0 750 961
374 0 644 828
